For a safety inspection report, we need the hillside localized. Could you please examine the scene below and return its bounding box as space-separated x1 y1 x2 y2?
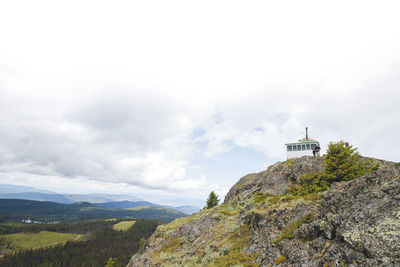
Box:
0 185 200 214
0 192 74 203
127 156 399 266
0 218 160 267
0 199 186 223
95 201 200 215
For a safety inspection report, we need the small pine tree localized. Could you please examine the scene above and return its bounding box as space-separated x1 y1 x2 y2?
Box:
205 191 220 209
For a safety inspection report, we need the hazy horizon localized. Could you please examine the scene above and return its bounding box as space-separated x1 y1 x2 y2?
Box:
1 0 399 206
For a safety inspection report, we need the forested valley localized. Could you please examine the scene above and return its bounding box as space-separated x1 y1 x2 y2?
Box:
0 218 160 267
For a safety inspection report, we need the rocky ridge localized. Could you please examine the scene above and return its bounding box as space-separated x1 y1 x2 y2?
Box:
127 156 399 266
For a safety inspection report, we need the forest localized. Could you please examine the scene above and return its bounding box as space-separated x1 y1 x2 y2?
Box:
0 199 185 223
0 218 160 267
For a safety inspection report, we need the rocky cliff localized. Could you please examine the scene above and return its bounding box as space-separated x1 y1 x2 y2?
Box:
127 156 399 266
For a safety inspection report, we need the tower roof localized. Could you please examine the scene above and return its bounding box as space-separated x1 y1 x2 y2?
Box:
286 136 319 145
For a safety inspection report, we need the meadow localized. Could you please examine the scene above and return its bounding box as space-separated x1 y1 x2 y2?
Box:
113 220 136 231
0 218 160 266
3 231 82 249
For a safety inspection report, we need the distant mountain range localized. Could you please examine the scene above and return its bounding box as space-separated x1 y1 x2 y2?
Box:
0 184 143 203
0 184 54 194
0 184 200 215
0 199 186 223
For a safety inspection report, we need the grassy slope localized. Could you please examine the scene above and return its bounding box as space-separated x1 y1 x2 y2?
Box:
134 194 322 266
113 221 136 231
3 231 82 249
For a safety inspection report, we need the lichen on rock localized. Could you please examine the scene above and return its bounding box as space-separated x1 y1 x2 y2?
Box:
127 158 400 267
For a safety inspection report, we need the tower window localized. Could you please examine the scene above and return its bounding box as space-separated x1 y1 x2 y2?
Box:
287 145 292 151
306 144 310 150
302 144 306 150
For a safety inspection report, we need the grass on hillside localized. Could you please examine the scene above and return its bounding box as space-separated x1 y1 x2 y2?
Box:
3 231 82 249
113 221 136 231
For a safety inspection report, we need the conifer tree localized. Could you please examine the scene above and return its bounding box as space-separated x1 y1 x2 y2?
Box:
290 141 379 195
323 141 378 182
205 191 220 209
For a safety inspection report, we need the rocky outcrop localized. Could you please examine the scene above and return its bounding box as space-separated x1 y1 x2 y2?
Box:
244 162 400 266
224 156 324 203
127 157 399 267
316 165 400 264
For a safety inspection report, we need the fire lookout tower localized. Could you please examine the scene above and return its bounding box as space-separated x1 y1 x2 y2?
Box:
285 127 320 159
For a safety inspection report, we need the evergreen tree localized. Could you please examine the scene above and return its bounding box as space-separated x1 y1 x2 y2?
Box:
290 141 379 195
205 191 220 209
323 141 378 182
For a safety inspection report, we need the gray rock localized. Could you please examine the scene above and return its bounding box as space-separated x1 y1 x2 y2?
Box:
127 158 400 267
224 156 324 203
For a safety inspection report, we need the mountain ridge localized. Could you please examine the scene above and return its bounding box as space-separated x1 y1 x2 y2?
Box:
128 156 400 266
94 201 199 215
0 184 200 214
0 185 143 203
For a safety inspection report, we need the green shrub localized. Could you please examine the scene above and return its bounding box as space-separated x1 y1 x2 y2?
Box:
290 172 329 196
290 141 379 196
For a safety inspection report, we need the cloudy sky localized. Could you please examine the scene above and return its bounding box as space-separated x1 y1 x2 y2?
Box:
1 0 399 206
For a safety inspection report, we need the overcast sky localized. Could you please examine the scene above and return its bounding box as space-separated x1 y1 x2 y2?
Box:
1 0 399 206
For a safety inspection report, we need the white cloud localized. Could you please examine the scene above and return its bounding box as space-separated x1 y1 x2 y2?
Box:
0 0 399 204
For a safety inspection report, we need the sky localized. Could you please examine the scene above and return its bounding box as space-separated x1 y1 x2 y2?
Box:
1 0 400 206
